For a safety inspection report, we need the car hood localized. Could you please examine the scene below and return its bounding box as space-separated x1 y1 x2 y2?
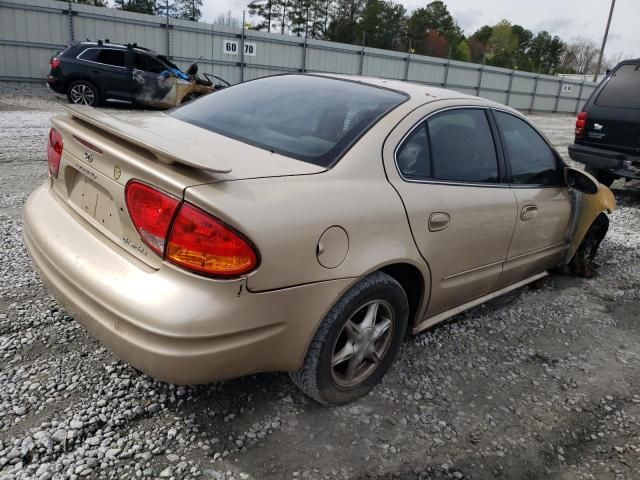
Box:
63 105 326 181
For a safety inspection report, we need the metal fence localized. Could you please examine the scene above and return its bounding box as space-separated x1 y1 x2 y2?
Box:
0 0 599 113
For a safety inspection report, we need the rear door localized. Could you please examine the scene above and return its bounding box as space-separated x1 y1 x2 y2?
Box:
78 47 132 100
384 106 517 317
582 62 640 154
492 110 572 289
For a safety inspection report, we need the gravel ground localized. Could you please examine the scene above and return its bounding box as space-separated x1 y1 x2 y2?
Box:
1 84 639 480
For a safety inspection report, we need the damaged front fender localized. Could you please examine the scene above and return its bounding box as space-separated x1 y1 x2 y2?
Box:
566 182 616 263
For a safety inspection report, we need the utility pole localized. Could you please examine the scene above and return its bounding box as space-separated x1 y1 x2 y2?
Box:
593 0 616 82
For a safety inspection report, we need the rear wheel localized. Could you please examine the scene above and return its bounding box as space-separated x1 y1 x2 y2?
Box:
67 80 100 106
586 166 616 187
290 272 408 405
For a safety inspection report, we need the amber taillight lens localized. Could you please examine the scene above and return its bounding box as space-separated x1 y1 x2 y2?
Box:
47 128 63 178
125 180 258 277
167 203 258 277
575 111 588 138
125 181 180 256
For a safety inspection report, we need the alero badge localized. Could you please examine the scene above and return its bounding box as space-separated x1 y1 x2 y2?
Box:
113 165 122 180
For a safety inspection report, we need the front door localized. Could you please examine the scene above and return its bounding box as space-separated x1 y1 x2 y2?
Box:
131 52 177 108
491 110 573 289
384 106 517 317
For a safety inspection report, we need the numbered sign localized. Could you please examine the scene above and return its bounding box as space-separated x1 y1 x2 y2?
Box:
223 40 257 57
244 42 257 56
223 40 239 55
562 84 573 93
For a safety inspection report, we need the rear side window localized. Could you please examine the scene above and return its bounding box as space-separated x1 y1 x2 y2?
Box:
170 75 407 167
494 111 561 186
596 64 640 109
396 109 499 183
80 48 126 68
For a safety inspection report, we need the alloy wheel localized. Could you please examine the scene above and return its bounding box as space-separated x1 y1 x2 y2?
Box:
331 300 395 388
69 84 95 105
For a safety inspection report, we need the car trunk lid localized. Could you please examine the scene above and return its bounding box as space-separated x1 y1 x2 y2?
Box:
50 107 325 268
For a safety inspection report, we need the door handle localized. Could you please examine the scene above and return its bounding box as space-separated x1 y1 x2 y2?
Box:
428 212 450 232
521 205 538 221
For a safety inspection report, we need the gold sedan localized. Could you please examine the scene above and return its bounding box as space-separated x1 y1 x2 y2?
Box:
23 74 615 405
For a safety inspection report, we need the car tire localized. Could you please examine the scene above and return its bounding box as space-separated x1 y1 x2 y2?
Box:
569 212 609 277
290 271 409 406
586 166 615 187
67 80 100 106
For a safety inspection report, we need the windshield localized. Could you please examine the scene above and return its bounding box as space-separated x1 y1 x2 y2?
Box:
169 75 407 167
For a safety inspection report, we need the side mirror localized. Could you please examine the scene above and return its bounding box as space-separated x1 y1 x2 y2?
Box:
564 167 599 194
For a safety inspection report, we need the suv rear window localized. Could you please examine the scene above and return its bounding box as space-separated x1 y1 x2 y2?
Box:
596 63 640 109
170 75 407 167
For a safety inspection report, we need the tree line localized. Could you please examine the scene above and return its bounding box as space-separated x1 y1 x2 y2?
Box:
57 0 204 22
247 0 623 75
59 0 625 76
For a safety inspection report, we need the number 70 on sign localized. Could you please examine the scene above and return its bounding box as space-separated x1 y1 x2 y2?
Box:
223 40 256 56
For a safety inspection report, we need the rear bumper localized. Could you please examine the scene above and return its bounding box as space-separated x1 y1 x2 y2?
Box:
23 183 351 384
568 143 640 180
46 75 65 94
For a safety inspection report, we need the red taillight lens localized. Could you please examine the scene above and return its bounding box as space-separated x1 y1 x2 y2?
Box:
125 181 180 256
167 203 258 277
575 111 588 138
50 57 61 69
47 128 63 178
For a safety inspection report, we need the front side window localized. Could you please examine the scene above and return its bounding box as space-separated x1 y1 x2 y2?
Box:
170 75 407 167
596 64 640 109
134 53 166 73
396 108 499 183
494 111 561 186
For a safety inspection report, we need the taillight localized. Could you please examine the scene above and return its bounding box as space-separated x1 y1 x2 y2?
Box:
125 181 180 256
125 180 258 277
50 57 61 70
47 128 63 178
575 111 588 138
167 203 258 277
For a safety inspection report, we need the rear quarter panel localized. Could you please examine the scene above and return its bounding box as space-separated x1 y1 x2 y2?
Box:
183 111 430 294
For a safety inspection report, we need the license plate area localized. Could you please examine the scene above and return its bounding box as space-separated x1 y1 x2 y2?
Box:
68 172 118 233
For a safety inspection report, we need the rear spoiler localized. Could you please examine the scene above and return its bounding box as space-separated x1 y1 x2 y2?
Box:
63 105 231 173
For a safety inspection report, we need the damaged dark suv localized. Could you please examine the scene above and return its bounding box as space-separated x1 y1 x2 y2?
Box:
568 59 640 186
47 40 230 108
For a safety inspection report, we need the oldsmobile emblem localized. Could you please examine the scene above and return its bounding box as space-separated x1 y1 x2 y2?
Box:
84 151 94 163
594 123 603 131
113 165 122 180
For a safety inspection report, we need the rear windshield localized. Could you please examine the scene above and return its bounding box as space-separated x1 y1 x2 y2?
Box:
170 75 407 167
596 63 640 109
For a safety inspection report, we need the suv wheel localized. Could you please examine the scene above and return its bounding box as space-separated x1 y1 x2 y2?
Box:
290 272 409 405
586 166 616 187
67 80 100 106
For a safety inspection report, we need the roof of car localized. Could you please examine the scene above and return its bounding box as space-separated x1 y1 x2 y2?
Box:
75 41 157 55
315 73 510 108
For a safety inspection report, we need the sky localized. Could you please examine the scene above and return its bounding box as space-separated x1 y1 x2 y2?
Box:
202 0 639 59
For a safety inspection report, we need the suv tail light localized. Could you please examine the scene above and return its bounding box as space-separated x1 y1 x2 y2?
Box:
125 180 258 277
125 181 180 256
47 128 63 178
50 57 61 70
575 111 588 138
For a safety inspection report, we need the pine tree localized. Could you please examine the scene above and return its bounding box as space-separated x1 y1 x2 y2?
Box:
176 0 202 21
